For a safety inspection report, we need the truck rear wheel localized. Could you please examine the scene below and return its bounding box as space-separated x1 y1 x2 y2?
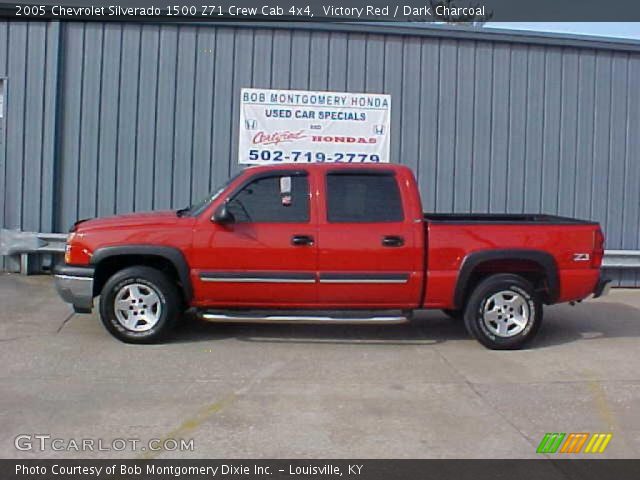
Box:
99 266 180 344
463 274 542 350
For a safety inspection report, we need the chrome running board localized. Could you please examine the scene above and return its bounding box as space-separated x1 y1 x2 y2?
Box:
199 311 409 325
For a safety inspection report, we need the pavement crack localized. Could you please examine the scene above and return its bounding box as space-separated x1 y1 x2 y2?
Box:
0 335 37 343
56 312 74 334
435 350 574 476
434 346 540 452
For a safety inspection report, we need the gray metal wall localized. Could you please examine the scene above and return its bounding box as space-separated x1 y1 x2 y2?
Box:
1 21 639 285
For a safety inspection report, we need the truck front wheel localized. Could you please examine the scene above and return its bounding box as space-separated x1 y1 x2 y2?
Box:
99 266 180 344
463 274 542 350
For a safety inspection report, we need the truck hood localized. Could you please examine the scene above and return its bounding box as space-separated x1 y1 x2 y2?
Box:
75 211 181 231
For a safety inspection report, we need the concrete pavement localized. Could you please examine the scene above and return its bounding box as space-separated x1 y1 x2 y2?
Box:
1 273 639 458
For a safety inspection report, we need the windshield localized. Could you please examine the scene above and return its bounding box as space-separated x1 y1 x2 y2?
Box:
183 173 242 217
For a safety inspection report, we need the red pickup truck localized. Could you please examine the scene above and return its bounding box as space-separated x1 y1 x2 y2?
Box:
54 163 610 349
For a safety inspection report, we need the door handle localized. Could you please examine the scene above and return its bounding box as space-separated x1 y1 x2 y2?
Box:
382 235 404 247
291 235 314 246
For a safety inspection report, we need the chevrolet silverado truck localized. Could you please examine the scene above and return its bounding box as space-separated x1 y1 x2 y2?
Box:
54 163 610 349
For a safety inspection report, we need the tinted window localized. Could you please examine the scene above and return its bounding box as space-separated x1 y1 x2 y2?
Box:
227 174 309 223
326 173 403 222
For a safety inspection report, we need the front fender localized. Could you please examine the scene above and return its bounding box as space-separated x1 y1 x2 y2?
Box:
90 245 193 301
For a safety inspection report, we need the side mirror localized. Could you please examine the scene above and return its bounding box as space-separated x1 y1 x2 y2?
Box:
212 202 235 224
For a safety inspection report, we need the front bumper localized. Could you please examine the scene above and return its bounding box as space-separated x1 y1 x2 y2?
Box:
593 275 612 299
53 264 95 313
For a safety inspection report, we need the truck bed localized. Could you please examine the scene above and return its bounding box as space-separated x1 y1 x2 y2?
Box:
422 213 601 308
424 213 597 225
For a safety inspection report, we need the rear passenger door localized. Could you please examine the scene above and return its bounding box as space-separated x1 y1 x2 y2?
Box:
316 170 423 308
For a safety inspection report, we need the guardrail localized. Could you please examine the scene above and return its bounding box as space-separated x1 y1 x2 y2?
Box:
601 250 640 269
2 228 640 274
1 229 67 274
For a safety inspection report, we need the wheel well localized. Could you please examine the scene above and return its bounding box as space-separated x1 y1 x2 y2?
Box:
458 259 551 308
92 255 185 302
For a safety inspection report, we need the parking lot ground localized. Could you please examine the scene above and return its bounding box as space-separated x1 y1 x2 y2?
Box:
1 272 639 459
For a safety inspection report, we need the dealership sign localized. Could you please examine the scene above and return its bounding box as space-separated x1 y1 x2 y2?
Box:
239 88 391 164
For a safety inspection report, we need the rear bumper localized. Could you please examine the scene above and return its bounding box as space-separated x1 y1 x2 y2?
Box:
593 275 612 299
53 264 95 313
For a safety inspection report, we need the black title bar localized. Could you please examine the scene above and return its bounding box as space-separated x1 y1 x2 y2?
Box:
2 460 640 480
4 0 640 21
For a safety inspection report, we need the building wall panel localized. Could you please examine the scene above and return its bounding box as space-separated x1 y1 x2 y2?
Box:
153 25 177 211
5 22 28 232
135 25 161 213
522 46 545 213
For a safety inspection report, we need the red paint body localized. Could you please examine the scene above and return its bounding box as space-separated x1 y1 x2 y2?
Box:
66 164 603 310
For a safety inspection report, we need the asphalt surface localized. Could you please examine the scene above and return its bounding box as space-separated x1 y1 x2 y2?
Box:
1 273 639 459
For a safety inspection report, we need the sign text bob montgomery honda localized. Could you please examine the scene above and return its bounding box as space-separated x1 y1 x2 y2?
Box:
239 88 391 164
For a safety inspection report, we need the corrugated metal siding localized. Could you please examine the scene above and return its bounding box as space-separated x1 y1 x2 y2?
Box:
0 21 59 270
1 21 639 285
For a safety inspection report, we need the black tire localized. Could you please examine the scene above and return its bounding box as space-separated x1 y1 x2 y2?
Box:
99 266 180 344
441 309 462 320
463 274 543 350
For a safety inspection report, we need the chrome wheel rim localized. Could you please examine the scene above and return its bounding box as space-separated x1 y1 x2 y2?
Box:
113 283 161 332
482 290 530 338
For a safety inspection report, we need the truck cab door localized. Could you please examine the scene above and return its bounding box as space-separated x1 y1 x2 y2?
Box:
316 169 424 308
190 170 317 307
